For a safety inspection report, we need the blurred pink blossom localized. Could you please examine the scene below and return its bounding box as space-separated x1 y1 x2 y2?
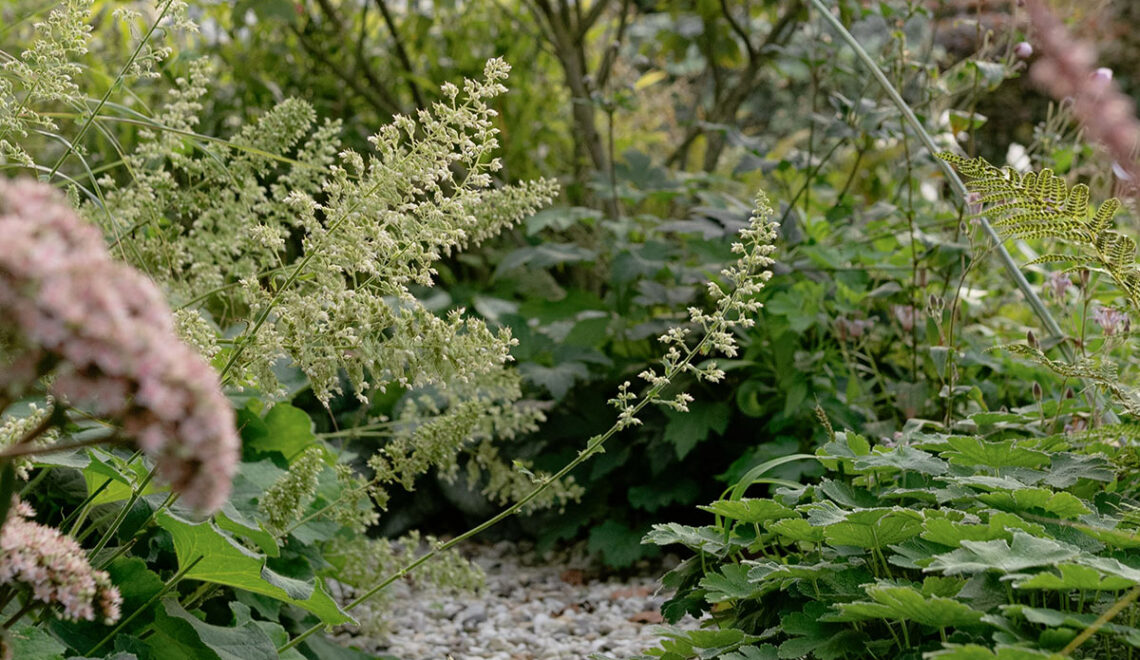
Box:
892 304 917 332
0 180 238 513
1026 1 1140 185
1092 305 1129 336
1046 271 1072 301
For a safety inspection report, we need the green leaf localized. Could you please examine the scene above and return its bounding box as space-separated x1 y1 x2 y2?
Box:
1077 524 1140 549
778 603 864 660
83 451 166 506
1012 563 1135 591
830 583 984 628
495 243 597 277
231 0 296 24
6 625 66 660
217 502 279 558
977 488 1091 519
628 479 699 513
525 206 601 235
51 557 167 650
247 404 322 461
589 520 653 568
1076 556 1140 583
926 644 1057 659
854 446 948 475
920 512 1043 547
942 436 1050 469
1041 453 1113 488
663 401 730 460
642 523 730 554
824 508 924 549
722 645 779 660
748 560 844 585
156 512 353 626
147 599 276 660
700 563 757 603
927 531 1081 575
699 498 795 524
519 361 589 400
766 518 826 543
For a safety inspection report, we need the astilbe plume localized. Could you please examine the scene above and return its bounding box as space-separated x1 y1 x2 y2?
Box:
1025 0 1140 183
0 500 122 624
0 179 238 513
93 58 558 405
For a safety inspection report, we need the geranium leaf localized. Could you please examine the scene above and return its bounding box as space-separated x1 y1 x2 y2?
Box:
942 437 1050 469
699 498 795 524
1012 564 1135 591
824 508 923 549
927 532 1080 575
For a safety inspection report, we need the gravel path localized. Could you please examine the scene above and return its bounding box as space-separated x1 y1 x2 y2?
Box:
335 540 703 660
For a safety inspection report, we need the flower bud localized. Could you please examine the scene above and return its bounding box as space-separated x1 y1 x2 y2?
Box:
1014 42 1033 59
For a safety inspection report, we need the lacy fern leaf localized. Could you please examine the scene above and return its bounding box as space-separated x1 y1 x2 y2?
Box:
941 153 1140 311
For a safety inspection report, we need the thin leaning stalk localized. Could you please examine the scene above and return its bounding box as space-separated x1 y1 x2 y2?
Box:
278 193 782 653
46 0 175 181
807 0 1068 354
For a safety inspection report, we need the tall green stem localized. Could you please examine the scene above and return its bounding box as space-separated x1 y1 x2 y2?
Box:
46 1 174 181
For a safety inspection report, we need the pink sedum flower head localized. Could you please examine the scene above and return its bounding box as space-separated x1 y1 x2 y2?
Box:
0 501 122 624
0 179 238 513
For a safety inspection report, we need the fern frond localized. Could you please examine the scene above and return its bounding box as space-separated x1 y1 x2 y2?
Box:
990 210 1083 229
1026 254 1100 266
1001 224 1090 242
939 152 1000 178
1063 184 1091 216
1092 198 1123 234
1101 232 1138 272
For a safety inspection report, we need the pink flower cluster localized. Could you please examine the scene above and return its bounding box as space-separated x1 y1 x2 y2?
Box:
0 501 122 624
834 317 875 342
0 179 238 513
1025 0 1140 184
1092 305 1130 336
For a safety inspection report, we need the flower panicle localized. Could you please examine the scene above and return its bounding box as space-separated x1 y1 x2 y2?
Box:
614 191 780 425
